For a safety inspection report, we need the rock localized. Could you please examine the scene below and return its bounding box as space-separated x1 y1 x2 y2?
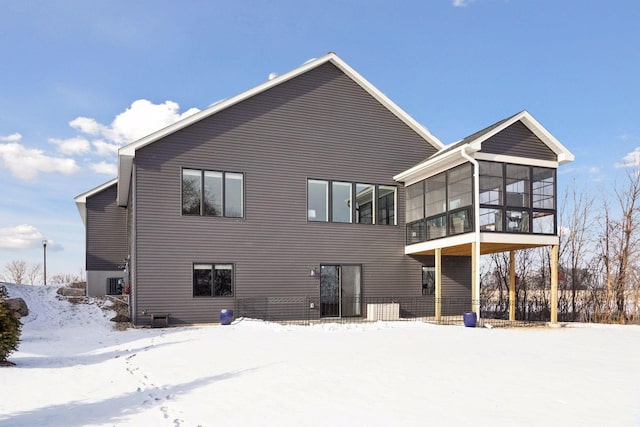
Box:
57 287 85 297
6 298 28 318
110 314 130 323
70 282 87 290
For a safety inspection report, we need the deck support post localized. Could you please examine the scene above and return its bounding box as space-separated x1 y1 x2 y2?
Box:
509 250 516 321
435 248 442 323
551 244 559 324
472 241 480 318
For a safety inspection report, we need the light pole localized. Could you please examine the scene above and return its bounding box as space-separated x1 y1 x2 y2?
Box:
42 240 48 286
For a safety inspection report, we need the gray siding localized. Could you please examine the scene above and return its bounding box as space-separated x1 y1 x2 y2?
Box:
131 62 442 324
481 121 557 161
86 183 128 271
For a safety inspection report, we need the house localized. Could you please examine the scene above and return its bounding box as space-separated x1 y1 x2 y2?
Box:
75 53 574 326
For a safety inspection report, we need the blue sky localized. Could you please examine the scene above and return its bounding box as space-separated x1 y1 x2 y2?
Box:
1 0 639 277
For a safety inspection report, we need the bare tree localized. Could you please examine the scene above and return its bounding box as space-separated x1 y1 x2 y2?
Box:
26 263 42 285
49 273 83 285
597 167 640 321
558 179 596 320
2 260 28 285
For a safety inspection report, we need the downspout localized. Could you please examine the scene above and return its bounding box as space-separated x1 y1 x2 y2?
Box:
460 145 481 321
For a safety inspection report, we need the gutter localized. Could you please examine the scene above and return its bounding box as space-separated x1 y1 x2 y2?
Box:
459 145 481 321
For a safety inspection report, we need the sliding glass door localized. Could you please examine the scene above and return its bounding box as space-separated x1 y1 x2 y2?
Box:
320 265 361 318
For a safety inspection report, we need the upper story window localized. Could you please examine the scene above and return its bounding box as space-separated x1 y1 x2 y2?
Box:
478 161 555 234
406 163 473 244
182 168 244 218
355 184 374 224
308 179 396 225
378 185 397 225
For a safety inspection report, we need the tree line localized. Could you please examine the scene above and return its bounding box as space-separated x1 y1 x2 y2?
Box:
0 260 84 286
481 168 640 323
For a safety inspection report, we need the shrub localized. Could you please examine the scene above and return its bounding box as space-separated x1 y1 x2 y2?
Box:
0 285 21 364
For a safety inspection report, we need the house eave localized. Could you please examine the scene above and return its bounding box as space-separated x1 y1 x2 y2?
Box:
393 145 479 185
74 178 118 226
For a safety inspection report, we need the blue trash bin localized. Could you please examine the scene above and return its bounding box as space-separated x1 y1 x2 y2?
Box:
463 311 477 328
220 309 234 325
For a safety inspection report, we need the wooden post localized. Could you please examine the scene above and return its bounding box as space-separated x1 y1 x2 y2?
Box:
509 250 516 321
551 245 559 324
472 242 479 317
435 248 442 323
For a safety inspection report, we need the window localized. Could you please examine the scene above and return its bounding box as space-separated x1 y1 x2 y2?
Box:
479 161 556 235
204 171 222 216
355 184 374 224
182 169 202 215
426 216 446 240
332 181 352 223
106 277 123 295
193 264 234 297
532 167 555 209
533 212 554 233
449 208 473 235
308 179 395 225
406 182 424 223
425 173 446 217
308 179 329 222
182 169 244 217
479 161 503 205
506 165 530 208
448 163 473 211
480 208 502 232
422 266 435 295
378 185 397 225
506 210 530 233
225 173 244 217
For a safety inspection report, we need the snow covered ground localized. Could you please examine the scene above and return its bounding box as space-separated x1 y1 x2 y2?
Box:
1 284 639 427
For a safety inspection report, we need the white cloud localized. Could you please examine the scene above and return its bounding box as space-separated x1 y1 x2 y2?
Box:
0 224 43 250
69 116 106 136
0 133 22 142
589 166 600 174
49 136 91 155
453 0 476 6
92 140 120 156
0 143 80 180
616 147 640 168
90 161 117 176
70 99 200 146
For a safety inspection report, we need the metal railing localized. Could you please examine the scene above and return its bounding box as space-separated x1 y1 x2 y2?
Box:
235 296 542 327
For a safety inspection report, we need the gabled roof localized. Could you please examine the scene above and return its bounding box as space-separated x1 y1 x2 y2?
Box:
74 178 118 226
116 52 445 206
394 110 574 184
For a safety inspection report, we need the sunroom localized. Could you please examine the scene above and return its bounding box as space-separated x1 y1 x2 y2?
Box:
394 111 575 323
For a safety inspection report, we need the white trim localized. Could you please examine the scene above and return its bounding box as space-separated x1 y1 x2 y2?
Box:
465 111 574 165
404 233 476 255
405 232 559 255
394 110 574 185
473 152 559 168
393 145 478 185
74 178 118 226
479 232 559 246
116 53 444 206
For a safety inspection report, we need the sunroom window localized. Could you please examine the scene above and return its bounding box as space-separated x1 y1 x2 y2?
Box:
479 161 556 235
